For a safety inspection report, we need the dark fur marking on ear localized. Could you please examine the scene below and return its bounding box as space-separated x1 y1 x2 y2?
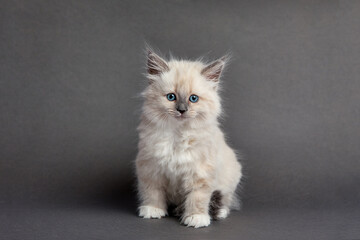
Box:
147 51 169 75
201 55 229 82
201 61 222 81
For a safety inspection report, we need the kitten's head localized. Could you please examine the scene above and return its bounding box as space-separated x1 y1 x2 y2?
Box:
142 48 229 126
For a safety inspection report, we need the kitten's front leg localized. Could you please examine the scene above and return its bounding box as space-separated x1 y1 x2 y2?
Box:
181 180 212 228
136 160 167 219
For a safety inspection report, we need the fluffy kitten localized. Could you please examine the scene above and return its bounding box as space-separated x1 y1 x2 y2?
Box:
135 48 242 228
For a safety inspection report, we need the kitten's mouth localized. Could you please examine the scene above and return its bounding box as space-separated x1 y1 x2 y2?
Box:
175 113 190 120
175 114 187 119
166 110 193 120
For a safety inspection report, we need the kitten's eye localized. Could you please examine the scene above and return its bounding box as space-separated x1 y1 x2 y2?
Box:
189 94 199 103
166 93 176 101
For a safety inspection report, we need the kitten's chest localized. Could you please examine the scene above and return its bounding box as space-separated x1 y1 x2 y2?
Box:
151 130 199 172
154 131 195 158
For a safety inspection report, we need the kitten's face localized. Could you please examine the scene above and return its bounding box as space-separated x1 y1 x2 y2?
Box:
143 50 227 126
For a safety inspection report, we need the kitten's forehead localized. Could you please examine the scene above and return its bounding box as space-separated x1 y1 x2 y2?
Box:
168 60 204 72
166 60 206 94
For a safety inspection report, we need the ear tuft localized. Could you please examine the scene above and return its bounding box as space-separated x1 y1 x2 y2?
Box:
201 55 230 82
147 48 169 76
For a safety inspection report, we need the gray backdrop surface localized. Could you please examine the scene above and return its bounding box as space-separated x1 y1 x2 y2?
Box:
1 1 359 239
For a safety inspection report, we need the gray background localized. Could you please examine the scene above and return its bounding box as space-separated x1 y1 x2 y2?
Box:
1 0 359 239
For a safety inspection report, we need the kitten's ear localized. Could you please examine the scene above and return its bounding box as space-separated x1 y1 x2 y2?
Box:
146 48 169 76
201 55 230 82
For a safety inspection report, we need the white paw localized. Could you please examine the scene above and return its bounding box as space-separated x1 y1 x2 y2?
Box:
217 208 229 219
138 206 167 219
182 214 211 228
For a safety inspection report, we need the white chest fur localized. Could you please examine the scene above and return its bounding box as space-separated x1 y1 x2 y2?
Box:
152 130 198 175
139 122 219 190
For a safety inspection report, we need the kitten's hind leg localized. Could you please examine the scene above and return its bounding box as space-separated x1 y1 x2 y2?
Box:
209 190 223 220
216 190 240 220
171 204 184 217
208 190 232 220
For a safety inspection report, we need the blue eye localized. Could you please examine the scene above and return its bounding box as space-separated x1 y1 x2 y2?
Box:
166 93 176 101
189 94 199 103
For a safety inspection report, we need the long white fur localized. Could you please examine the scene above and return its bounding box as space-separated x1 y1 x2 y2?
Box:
135 50 242 228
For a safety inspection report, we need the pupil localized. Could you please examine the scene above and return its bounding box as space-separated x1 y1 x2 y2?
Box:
167 94 175 101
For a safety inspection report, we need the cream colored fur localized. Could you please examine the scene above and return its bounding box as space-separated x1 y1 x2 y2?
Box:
135 49 242 228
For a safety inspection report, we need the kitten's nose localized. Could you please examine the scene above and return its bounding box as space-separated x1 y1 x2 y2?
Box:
177 109 186 114
176 103 188 114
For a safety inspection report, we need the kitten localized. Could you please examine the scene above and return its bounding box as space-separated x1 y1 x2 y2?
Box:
135 48 242 228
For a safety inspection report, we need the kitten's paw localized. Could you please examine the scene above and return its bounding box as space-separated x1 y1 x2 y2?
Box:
138 206 167 219
182 214 211 228
217 208 229 219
